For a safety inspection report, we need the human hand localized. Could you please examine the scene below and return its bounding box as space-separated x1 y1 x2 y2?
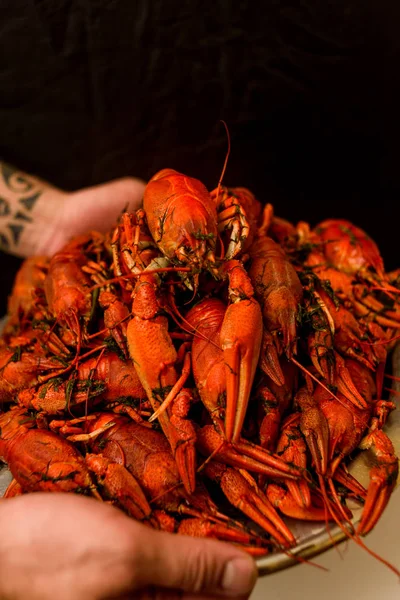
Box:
0 159 146 258
0 493 258 600
41 177 146 256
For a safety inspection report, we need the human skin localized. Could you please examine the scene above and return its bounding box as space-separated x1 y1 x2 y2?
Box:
0 161 146 257
0 493 257 600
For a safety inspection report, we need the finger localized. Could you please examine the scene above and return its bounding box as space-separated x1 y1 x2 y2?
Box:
93 177 146 213
119 588 250 600
80 177 146 223
129 525 258 598
64 177 147 238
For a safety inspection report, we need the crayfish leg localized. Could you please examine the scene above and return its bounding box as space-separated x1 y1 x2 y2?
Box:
210 187 250 260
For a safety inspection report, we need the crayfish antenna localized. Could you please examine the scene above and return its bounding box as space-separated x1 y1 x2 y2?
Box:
277 551 329 573
323 483 348 560
290 357 352 412
367 332 400 347
215 119 231 204
148 353 192 422
385 373 400 383
165 289 221 349
317 474 352 527
317 474 400 578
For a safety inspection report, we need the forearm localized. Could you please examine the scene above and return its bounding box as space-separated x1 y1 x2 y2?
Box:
0 162 67 258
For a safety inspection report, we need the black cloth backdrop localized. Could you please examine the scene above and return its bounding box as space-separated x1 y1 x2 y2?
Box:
1 0 400 314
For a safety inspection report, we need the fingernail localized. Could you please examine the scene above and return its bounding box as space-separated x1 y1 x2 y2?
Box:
221 557 257 596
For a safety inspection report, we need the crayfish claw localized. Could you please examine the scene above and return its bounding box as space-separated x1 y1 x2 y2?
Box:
85 453 160 529
267 483 338 522
259 330 285 386
286 480 312 509
276 419 312 509
174 440 197 495
334 353 369 410
357 428 399 536
331 465 367 500
197 425 304 481
177 516 261 546
308 332 335 385
296 387 329 476
178 513 270 555
221 297 263 442
205 462 296 548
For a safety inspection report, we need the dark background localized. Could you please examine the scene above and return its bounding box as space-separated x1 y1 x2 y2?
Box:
1 0 400 314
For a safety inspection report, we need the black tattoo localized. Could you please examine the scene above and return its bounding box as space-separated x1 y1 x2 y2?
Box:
19 191 41 212
0 162 43 251
0 232 10 250
0 197 10 217
7 223 24 245
14 211 32 222
1 163 34 193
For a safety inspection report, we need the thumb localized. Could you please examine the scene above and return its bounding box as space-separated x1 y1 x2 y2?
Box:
64 176 146 236
132 526 258 597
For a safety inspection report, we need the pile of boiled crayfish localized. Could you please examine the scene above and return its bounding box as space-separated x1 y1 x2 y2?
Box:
1 168 399 564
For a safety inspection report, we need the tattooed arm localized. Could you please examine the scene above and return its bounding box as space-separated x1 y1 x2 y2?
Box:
0 162 67 257
0 162 146 258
